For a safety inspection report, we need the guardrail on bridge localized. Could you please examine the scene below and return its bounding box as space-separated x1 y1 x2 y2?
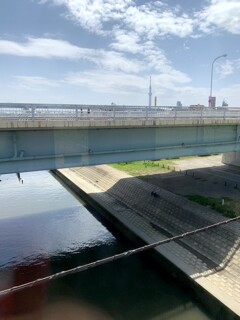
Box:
0 103 239 121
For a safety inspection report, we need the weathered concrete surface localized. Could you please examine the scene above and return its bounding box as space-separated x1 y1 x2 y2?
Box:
2 119 240 175
56 165 240 319
146 155 240 199
223 152 240 167
1 117 240 130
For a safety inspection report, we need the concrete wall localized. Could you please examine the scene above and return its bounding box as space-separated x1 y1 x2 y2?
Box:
222 152 240 166
1 118 240 174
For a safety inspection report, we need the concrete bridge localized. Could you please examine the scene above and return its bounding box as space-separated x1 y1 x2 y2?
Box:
1 104 240 174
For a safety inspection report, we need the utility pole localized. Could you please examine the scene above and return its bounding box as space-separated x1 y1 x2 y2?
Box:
148 76 152 108
209 54 227 108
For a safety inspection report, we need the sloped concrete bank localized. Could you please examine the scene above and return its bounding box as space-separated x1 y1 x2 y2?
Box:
53 166 240 320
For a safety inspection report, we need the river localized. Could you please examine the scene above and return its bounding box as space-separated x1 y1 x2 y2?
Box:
0 171 212 319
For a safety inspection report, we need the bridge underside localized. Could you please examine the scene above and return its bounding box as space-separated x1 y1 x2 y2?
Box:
1 124 240 174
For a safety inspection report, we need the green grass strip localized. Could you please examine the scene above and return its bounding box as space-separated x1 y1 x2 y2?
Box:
185 194 240 218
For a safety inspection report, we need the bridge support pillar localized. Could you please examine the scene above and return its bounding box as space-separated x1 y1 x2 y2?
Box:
222 152 240 167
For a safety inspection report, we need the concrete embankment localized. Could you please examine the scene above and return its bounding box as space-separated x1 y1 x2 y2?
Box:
54 166 240 319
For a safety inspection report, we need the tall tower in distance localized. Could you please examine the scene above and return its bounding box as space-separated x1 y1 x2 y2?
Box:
148 76 152 107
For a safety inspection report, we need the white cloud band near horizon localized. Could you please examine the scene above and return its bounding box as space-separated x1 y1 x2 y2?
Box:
0 37 142 73
13 71 237 108
1 35 237 105
0 37 192 84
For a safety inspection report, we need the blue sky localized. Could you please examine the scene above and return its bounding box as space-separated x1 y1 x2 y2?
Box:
0 0 239 106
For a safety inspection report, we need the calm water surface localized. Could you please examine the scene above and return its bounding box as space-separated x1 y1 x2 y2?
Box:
0 171 211 319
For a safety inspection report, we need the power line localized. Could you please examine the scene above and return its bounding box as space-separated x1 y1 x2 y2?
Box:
0 216 239 297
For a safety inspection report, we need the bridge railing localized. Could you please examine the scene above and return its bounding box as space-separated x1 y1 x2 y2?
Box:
0 104 239 121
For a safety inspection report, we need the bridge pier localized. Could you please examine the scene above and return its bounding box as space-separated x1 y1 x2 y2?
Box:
222 152 240 167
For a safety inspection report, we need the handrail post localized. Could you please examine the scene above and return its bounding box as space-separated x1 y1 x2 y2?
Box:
75 106 78 120
31 106 35 120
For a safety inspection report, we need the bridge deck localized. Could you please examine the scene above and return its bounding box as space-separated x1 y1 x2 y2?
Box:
1 106 240 174
1 117 240 130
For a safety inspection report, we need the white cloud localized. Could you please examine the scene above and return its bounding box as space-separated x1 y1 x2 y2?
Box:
96 50 143 73
33 1 196 85
197 0 240 34
65 70 147 94
236 59 240 69
45 0 134 34
216 58 240 78
43 0 195 38
41 0 240 39
0 37 84 58
11 67 191 100
12 70 148 96
157 85 209 106
14 76 61 90
110 29 141 53
135 41 191 83
123 3 194 39
0 37 142 73
183 42 190 50
215 83 240 107
64 68 191 97
217 60 234 78
11 71 240 106
0 36 191 84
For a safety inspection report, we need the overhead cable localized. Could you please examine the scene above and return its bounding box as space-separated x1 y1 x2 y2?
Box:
0 216 239 297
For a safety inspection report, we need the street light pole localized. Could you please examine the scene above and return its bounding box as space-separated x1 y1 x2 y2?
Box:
209 54 227 108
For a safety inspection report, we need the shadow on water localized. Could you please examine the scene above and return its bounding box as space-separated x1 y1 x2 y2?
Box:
49 245 200 320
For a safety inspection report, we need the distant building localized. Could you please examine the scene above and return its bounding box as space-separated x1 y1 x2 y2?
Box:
176 101 182 108
148 76 152 107
189 104 205 110
222 99 228 107
209 96 216 108
154 96 157 107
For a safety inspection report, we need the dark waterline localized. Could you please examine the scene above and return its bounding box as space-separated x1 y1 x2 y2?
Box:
0 171 211 319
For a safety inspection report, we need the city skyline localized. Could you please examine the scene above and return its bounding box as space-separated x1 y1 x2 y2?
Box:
0 0 239 106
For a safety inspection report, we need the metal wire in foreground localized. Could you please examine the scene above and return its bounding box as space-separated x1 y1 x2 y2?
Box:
0 216 239 297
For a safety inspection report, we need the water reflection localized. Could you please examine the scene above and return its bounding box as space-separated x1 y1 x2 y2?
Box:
0 208 114 269
0 171 211 319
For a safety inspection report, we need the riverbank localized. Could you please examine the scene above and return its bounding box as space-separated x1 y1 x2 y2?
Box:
55 165 240 319
112 155 240 218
